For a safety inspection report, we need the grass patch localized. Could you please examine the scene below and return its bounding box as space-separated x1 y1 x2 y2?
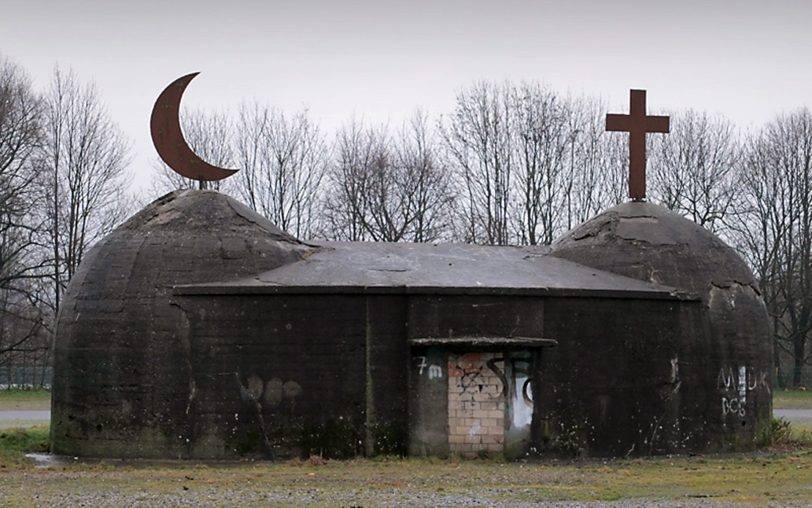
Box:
1 453 812 506
773 389 812 409
755 417 812 450
0 388 51 410
0 425 49 468
788 422 812 446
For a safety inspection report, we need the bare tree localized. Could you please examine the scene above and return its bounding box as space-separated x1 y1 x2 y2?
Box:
731 109 812 387
0 285 48 358
38 67 130 311
151 108 233 195
233 103 327 239
442 82 513 245
392 110 454 242
322 112 453 243
648 110 739 234
0 56 51 372
0 56 45 284
444 81 604 245
561 97 628 229
352 126 404 242
321 119 384 241
509 82 580 245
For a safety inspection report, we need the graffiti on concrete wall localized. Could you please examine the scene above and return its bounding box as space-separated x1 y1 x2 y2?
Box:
446 351 535 456
485 356 533 405
237 374 302 409
716 366 770 417
415 356 444 380
235 373 303 456
447 352 505 455
415 352 533 405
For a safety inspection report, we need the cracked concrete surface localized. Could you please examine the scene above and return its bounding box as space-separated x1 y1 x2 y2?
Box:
552 200 772 452
51 190 315 459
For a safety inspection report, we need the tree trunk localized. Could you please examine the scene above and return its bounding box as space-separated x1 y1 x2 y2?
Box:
793 336 805 387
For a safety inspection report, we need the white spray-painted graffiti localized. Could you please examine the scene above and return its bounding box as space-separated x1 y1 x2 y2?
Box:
234 373 302 456
237 374 302 409
485 356 533 407
447 352 505 455
446 352 535 455
415 356 444 379
415 356 427 375
716 366 770 418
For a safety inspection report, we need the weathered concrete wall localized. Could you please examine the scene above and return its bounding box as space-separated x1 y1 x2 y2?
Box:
551 202 773 452
408 296 545 340
179 294 369 458
406 293 708 458
51 191 312 458
159 293 410 459
409 346 449 456
538 297 709 456
177 292 553 459
363 296 409 456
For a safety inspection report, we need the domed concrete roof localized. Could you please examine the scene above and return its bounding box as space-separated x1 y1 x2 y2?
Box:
551 201 754 292
51 189 314 458
551 200 771 451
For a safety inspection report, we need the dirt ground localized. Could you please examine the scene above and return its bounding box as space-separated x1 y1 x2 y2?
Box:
2 451 812 507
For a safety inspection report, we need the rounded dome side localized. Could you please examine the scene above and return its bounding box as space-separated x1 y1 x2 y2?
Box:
551 201 754 292
551 201 771 452
51 189 315 458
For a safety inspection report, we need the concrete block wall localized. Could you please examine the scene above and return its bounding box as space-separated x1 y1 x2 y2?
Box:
447 352 505 456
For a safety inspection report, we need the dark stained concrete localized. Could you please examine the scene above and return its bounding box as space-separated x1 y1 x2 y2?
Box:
50 192 772 460
51 190 314 458
551 201 772 451
180 241 687 299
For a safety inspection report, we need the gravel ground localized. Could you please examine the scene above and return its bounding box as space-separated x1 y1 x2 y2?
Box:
1 452 810 507
0 472 749 508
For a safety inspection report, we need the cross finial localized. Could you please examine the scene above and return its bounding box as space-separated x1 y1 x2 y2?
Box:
606 89 670 201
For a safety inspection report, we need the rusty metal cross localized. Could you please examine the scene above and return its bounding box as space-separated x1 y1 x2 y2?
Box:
606 89 670 201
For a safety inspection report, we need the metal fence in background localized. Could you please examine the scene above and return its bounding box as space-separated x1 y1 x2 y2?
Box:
0 366 52 390
774 365 812 390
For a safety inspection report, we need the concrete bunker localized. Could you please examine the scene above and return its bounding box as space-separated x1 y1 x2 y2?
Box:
50 190 771 460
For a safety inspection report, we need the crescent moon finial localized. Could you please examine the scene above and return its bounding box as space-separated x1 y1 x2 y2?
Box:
150 72 238 182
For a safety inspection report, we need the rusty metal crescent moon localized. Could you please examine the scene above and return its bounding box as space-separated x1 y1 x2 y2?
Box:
150 72 238 182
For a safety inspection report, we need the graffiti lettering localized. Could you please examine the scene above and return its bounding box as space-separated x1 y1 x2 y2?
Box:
758 371 770 394
460 366 486 392
485 357 507 393
716 365 771 418
236 374 302 409
717 367 735 391
485 356 533 401
717 365 770 394
448 353 534 404
722 396 745 417
428 365 443 380
415 356 427 375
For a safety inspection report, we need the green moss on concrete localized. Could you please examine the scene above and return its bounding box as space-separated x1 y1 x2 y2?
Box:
299 419 363 459
368 420 406 456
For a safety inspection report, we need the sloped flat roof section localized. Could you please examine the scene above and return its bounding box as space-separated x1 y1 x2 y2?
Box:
409 336 558 348
175 242 695 300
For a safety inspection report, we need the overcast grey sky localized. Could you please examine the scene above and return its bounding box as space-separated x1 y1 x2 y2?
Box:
1 0 810 191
